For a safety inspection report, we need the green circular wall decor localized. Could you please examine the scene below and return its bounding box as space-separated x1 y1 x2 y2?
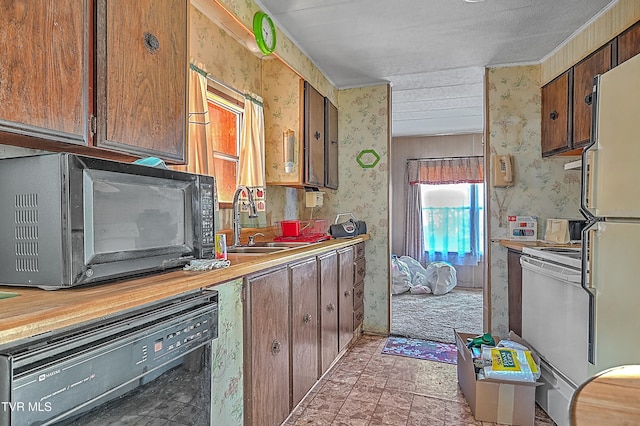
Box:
356 149 380 169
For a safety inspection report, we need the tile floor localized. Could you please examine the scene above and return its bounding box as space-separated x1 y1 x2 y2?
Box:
284 334 555 426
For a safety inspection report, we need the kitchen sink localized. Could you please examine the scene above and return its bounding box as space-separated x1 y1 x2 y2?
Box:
245 242 311 248
226 241 314 255
226 246 289 254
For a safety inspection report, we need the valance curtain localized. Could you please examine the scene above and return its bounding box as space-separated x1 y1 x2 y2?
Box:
407 157 484 185
404 157 484 266
237 93 267 228
172 63 216 176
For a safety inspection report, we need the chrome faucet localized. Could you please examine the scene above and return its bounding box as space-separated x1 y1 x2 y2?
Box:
248 232 265 246
232 185 258 247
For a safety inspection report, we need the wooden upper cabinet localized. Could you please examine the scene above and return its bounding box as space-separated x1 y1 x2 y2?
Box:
618 20 640 65
541 70 572 156
96 0 187 163
0 0 186 163
304 81 325 187
572 42 614 148
0 0 89 146
324 99 339 189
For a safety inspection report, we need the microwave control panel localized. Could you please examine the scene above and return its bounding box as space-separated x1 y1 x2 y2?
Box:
199 180 215 257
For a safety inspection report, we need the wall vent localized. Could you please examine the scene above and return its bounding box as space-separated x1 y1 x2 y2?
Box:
15 193 39 273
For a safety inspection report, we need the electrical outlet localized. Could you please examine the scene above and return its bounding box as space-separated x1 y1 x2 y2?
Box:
305 192 324 207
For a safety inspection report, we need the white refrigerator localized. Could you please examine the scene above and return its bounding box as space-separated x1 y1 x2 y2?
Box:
580 52 640 377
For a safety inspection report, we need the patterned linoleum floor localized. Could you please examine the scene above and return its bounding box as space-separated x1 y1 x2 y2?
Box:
284 334 555 426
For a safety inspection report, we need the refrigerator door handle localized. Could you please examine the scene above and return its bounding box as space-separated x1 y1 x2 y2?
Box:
580 75 601 221
581 219 599 364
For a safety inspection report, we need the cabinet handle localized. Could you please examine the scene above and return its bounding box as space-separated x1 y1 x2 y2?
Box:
314 131 321 140
271 340 281 355
143 32 160 54
327 303 336 312
344 290 351 297
549 110 558 120
584 93 593 106
331 140 338 144
356 289 364 298
303 313 312 324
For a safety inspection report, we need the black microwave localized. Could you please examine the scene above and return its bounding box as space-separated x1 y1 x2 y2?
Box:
0 153 216 289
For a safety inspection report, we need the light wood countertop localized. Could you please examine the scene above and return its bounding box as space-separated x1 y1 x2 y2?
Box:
498 239 581 252
0 236 368 346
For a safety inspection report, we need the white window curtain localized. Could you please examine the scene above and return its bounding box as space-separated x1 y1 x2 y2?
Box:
237 93 267 228
404 157 484 266
171 63 215 176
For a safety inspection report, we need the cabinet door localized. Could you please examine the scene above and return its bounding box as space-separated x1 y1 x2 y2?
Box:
290 258 318 407
96 0 187 163
245 268 290 426
318 251 338 375
617 20 640 65
304 82 325 187
337 247 354 352
324 99 339 189
573 43 613 147
507 249 523 336
541 70 572 156
0 0 88 146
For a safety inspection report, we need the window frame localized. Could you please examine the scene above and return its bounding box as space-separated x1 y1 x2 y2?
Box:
206 84 244 207
420 182 484 263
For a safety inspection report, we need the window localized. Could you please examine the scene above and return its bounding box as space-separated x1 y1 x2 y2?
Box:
421 183 484 265
207 86 243 204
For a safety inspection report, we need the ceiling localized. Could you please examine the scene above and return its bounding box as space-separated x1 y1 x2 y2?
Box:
254 0 616 137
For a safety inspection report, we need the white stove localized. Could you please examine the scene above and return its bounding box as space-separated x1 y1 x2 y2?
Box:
520 244 588 426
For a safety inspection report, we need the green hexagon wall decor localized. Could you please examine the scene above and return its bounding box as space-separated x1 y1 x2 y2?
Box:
356 149 380 169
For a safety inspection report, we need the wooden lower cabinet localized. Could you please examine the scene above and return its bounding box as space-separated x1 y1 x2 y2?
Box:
289 258 319 407
244 243 365 425
338 246 355 352
318 251 339 375
244 267 291 426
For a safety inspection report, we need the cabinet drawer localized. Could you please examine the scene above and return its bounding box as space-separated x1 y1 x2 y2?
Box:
353 281 364 309
353 304 364 328
354 258 366 283
355 242 365 260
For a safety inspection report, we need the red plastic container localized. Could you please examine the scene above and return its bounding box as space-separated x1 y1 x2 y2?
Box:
280 220 301 237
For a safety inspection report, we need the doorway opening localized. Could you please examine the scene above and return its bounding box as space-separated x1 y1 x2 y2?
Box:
390 153 485 344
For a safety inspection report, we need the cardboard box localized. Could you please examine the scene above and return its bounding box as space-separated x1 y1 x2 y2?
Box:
455 330 542 426
508 215 537 241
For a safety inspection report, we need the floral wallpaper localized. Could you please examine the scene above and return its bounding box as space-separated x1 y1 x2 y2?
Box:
314 85 391 334
486 65 581 338
209 278 244 424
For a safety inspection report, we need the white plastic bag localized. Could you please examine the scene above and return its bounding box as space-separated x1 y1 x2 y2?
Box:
399 256 429 289
391 256 412 295
425 262 457 295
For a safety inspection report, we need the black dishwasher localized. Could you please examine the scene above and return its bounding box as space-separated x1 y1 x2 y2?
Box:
0 289 218 426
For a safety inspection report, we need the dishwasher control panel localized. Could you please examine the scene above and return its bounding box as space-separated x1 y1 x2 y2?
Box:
1 290 218 426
